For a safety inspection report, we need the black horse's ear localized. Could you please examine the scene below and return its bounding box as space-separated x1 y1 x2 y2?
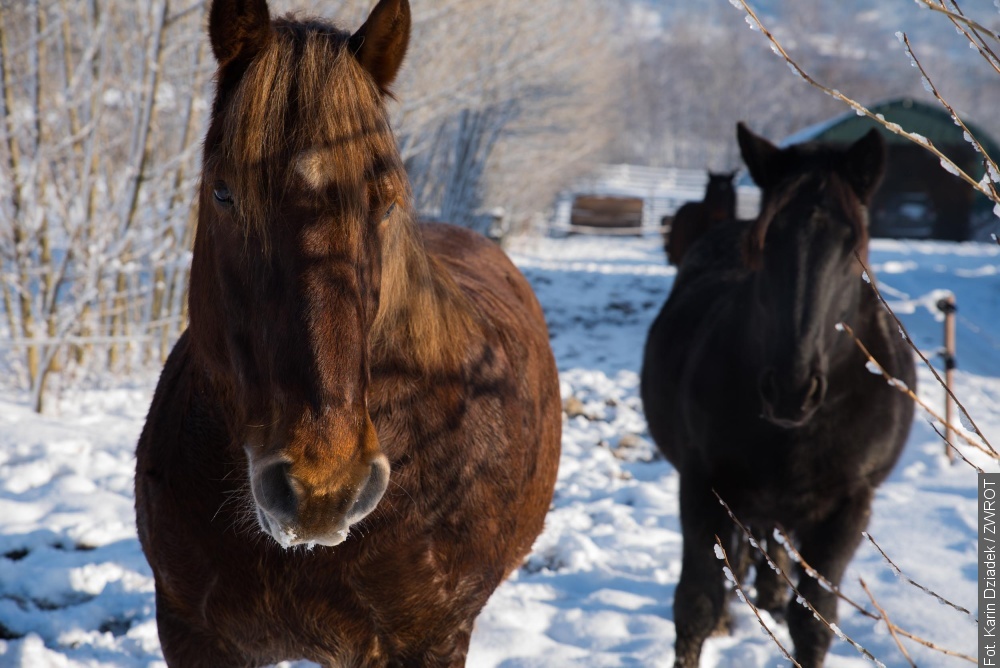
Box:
209 0 271 67
349 0 411 94
737 122 780 189
843 128 886 203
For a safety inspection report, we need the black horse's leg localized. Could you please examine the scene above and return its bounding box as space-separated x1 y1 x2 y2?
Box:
673 472 732 668
754 529 791 619
787 490 873 668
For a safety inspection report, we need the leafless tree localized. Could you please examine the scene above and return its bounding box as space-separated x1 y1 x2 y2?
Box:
612 0 1000 173
0 0 212 411
0 0 625 410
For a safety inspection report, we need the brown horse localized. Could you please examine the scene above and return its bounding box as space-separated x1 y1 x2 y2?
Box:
664 171 737 266
134 1 561 665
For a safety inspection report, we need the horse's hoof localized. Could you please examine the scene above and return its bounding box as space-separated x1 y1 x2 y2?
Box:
711 608 733 637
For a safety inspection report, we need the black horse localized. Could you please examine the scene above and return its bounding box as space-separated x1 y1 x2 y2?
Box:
664 171 737 266
641 123 915 667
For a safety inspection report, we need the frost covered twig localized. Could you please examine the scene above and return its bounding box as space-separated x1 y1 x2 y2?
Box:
730 0 1000 206
913 0 1000 52
853 252 997 458
717 491 977 664
837 320 995 461
933 0 1000 77
859 577 916 668
890 625 977 662
768 528 875 620
929 420 985 473
775 528 977 663
712 535 801 668
895 30 1000 197
863 532 976 622
712 493 884 665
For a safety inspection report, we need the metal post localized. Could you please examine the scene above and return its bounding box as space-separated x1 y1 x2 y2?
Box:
936 295 957 462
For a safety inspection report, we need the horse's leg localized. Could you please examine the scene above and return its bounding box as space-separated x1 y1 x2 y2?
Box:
710 526 755 637
787 490 873 668
387 621 474 668
155 589 251 668
673 471 732 668
754 529 790 619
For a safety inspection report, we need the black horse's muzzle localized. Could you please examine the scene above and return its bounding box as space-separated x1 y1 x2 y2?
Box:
758 369 827 428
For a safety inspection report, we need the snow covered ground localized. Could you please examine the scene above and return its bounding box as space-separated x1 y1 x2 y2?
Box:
0 234 995 667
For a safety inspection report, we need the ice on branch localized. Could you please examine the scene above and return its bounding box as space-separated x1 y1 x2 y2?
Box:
962 131 983 155
939 159 960 177
786 61 806 81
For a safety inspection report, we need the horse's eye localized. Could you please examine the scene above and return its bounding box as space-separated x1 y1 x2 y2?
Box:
382 201 396 221
213 182 234 207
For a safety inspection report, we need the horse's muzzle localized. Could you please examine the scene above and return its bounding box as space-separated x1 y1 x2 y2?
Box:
250 453 390 548
758 369 827 428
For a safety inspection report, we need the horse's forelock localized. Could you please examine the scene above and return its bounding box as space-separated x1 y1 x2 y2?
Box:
742 174 807 270
212 17 407 245
742 171 869 270
825 171 870 267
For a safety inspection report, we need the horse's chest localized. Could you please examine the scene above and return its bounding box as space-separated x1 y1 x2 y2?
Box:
196 557 376 657
714 429 864 526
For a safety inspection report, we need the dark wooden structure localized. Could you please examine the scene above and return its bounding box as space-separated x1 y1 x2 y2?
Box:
784 98 999 241
570 195 644 232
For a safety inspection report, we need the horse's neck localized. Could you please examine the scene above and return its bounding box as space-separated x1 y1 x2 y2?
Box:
371 214 477 373
704 192 734 220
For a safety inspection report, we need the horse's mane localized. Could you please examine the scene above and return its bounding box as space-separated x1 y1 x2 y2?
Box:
743 170 869 270
208 17 410 245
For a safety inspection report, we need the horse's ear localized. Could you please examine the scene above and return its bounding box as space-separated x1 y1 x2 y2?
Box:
350 0 411 94
843 129 886 203
737 122 780 189
209 0 271 67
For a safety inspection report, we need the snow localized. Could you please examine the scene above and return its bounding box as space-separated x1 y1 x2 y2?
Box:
1 235 997 667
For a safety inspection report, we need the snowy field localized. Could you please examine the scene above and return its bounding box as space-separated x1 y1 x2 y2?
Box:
0 234 996 667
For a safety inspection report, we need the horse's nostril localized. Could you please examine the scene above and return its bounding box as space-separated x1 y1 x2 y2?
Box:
759 369 778 404
804 374 827 409
346 456 389 526
258 462 299 520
